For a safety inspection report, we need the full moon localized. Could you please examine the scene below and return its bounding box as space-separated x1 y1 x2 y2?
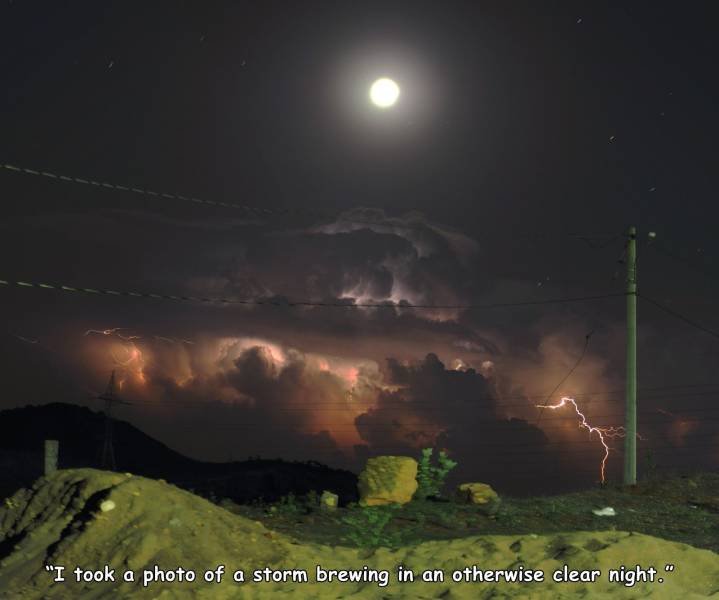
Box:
369 78 400 108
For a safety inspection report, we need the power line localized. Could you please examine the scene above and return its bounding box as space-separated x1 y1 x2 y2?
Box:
497 386 719 406
0 162 318 216
639 293 719 340
1 162 623 243
125 403 719 422
132 389 719 410
0 162 483 233
130 390 719 410
0 277 626 311
157 431 718 451
535 331 593 425
648 238 719 285
85 377 719 404
159 428 717 453
148 410 719 426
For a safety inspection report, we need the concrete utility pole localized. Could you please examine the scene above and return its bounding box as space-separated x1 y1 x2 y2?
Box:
96 370 131 471
624 225 638 485
44 439 59 476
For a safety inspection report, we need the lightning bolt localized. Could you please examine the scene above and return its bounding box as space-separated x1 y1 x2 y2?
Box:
85 329 192 345
535 396 641 483
84 328 142 361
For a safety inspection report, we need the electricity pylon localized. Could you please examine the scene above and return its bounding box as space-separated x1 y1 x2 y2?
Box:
95 370 131 471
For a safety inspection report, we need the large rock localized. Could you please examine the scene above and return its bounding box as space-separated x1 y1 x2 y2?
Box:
1 469 719 598
358 456 418 506
456 482 501 514
320 490 338 511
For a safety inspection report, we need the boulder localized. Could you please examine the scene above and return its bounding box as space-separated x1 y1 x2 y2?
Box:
320 490 338 510
456 482 501 514
358 456 418 506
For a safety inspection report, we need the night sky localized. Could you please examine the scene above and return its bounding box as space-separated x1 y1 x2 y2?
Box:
1 1 718 494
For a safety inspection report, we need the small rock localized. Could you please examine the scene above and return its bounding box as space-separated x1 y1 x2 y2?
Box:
592 506 616 517
455 483 501 515
100 500 116 513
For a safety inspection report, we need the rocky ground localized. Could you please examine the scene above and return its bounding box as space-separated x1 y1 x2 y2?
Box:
228 471 719 555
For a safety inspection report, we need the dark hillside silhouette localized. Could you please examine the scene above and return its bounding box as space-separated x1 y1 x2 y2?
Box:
0 403 359 504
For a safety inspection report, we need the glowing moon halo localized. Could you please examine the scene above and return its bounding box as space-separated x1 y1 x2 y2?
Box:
369 78 400 108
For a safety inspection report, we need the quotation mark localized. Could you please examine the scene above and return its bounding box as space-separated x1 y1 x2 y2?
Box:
658 563 675 583
45 564 65 582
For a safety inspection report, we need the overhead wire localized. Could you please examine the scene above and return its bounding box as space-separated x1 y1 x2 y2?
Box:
119 409 719 427
0 162 505 233
535 330 593 425
647 238 719 285
0 161 623 244
0 277 626 311
639 293 719 340
122 387 719 409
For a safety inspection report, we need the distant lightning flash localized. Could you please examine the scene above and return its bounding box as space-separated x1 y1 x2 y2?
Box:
84 327 145 379
85 328 193 347
536 396 634 483
84 327 194 388
84 328 140 341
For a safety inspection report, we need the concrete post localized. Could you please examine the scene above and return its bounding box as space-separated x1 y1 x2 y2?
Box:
44 439 59 476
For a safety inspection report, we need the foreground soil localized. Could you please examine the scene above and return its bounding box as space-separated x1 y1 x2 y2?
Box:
1 469 718 599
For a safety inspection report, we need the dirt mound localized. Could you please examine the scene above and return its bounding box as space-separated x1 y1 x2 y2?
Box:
1 469 718 599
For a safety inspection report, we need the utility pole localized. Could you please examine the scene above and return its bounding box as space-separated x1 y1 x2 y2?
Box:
95 370 131 471
624 225 637 485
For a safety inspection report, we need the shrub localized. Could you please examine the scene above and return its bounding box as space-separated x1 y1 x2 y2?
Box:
644 450 658 481
341 504 402 549
304 489 319 509
266 492 303 517
415 447 458 500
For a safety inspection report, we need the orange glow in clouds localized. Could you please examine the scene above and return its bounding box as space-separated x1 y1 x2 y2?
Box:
84 331 395 451
658 408 699 446
85 328 147 389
